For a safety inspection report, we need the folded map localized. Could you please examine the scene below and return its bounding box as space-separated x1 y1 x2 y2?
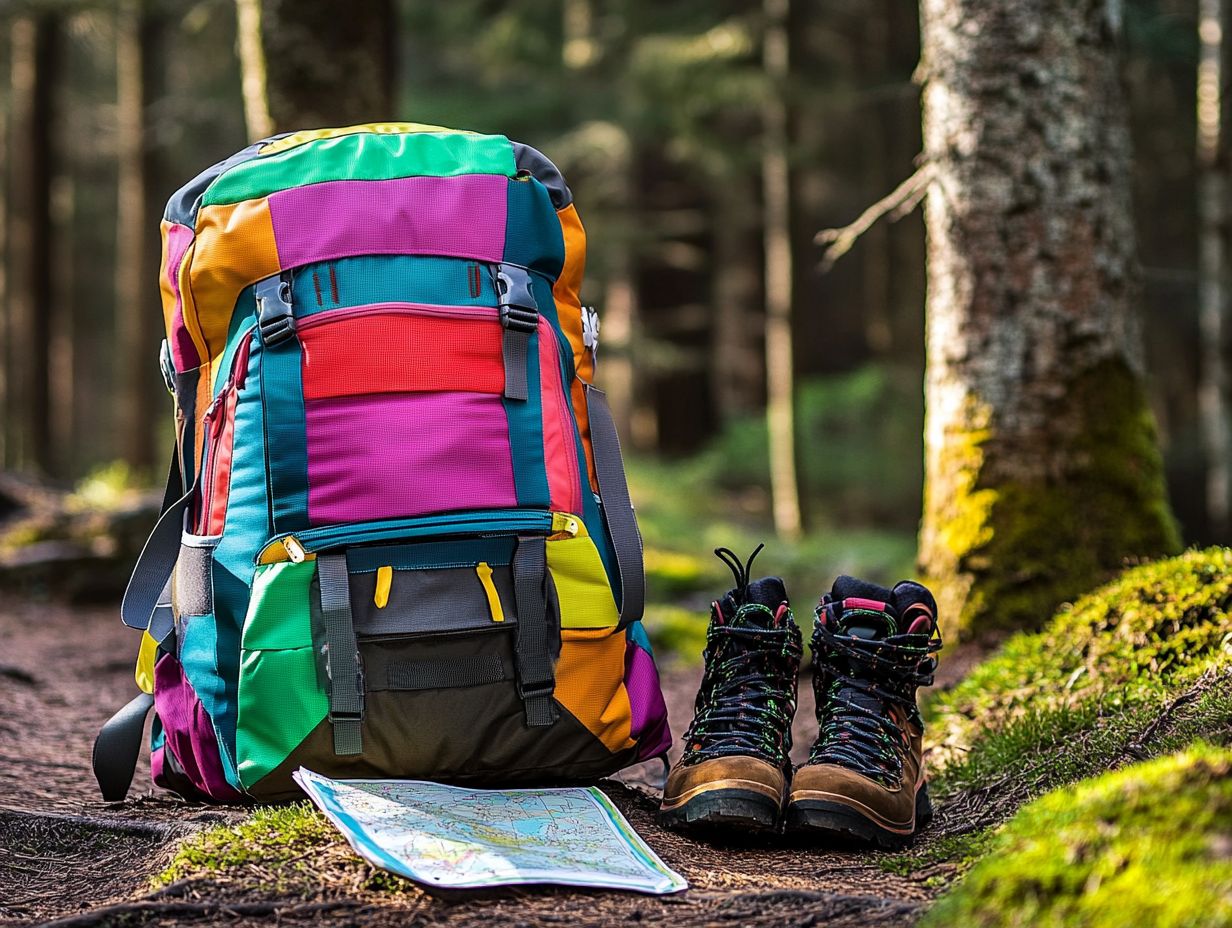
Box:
293 767 688 894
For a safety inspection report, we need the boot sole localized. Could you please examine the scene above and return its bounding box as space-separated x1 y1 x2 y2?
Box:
784 782 933 850
659 787 781 832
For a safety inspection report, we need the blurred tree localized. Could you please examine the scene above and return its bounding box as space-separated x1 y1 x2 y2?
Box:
233 0 396 135
115 0 167 473
6 11 61 476
233 0 271 140
1197 0 1230 538
917 0 1181 638
762 0 801 539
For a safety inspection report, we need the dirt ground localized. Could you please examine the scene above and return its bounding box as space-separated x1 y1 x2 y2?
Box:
0 599 946 928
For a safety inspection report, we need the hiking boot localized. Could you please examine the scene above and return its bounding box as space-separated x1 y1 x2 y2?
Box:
660 545 802 831
786 576 941 848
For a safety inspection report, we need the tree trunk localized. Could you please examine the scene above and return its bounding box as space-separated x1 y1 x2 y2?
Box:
917 0 1180 638
7 13 59 476
239 0 396 132
115 0 164 474
711 171 762 421
763 0 802 539
234 0 273 141
0 82 8 468
1197 0 1231 539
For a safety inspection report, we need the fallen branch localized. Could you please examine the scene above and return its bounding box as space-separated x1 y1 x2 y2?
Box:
815 162 934 272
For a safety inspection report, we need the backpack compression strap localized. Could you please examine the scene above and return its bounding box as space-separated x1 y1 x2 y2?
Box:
584 385 645 628
94 446 186 801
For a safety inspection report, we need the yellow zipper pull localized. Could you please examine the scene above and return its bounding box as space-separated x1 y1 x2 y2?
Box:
374 565 392 609
282 536 307 563
550 513 581 538
475 562 505 622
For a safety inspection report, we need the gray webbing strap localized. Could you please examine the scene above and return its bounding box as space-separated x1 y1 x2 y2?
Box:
381 655 507 692
494 264 537 402
317 554 364 755
512 536 557 727
502 329 531 401
92 692 154 802
122 450 193 630
585 385 645 627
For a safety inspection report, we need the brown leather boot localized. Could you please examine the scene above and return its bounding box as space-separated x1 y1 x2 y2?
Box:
660 546 801 831
786 577 941 848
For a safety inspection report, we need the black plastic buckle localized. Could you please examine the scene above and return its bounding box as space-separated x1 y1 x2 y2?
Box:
500 304 539 333
494 265 539 332
256 274 296 346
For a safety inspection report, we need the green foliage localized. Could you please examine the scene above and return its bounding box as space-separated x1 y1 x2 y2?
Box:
629 450 917 663
697 366 923 531
922 744 1232 928
66 461 147 512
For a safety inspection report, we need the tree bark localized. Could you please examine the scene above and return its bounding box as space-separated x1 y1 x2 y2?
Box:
711 170 762 421
917 0 1180 637
763 0 802 540
115 0 164 474
1197 0 1231 539
239 0 396 132
7 13 59 476
0 79 8 468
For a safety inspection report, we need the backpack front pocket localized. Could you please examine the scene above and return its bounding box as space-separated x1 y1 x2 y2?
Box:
235 511 630 800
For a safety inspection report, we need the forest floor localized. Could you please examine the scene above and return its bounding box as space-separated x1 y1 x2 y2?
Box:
0 599 976 928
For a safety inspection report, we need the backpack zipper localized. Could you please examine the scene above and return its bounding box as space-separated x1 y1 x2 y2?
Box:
258 509 578 565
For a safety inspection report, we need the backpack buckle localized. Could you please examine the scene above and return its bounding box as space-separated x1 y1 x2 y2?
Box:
500 304 539 333
255 274 296 346
494 264 538 332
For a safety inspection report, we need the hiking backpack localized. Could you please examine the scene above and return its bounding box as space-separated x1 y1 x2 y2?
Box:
93 123 671 802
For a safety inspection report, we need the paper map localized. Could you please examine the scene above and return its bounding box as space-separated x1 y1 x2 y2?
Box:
293 768 687 894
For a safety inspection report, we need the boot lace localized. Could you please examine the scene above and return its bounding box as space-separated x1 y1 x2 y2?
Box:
681 545 802 768
809 612 940 786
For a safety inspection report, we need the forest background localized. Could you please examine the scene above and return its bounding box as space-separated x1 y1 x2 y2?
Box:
2 0 1226 595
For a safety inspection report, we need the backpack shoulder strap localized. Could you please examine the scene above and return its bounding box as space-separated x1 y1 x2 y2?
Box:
584 385 644 627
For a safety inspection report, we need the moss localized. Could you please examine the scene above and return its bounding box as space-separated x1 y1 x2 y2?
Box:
156 803 416 896
921 744 1232 928
922 360 1181 639
879 827 995 878
929 547 1232 765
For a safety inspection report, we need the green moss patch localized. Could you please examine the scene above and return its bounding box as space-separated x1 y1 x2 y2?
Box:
157 803 417 897
922 744 1232 928
931 542 1232 773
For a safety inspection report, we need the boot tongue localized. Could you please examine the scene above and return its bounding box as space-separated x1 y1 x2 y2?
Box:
824 577 895 718
829 575 896 638
720 576 789 628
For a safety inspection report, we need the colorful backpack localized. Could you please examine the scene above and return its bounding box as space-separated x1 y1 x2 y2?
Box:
93 123 671 802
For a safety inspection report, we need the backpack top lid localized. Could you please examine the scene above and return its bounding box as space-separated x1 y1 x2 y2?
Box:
158 122 589 385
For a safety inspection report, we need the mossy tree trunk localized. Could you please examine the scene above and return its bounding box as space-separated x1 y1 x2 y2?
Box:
917 0 1181 639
